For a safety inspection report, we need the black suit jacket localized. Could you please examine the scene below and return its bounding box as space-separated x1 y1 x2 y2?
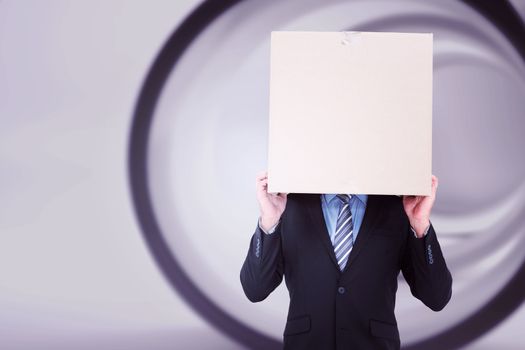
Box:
240 194 452 350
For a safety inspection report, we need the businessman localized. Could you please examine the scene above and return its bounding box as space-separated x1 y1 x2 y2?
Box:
240 172 452 350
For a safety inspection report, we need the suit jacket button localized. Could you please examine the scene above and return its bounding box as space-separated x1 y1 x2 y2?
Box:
338 286 346 294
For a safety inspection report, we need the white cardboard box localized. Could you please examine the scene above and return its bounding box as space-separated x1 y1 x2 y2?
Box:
267 31 433 195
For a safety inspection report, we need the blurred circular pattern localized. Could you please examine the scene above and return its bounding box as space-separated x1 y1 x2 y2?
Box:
129 1 525 349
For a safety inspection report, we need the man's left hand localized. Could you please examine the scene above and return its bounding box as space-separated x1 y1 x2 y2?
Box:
402 175 438 238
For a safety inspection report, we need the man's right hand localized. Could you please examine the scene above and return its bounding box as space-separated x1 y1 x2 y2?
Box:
256 171 288 232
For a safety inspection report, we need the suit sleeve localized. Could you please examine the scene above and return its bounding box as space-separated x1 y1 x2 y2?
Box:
258 216 280 234
240 217 285 303
400 221 453 311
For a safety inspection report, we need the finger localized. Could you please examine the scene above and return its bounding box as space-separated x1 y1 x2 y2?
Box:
256 171 268 181
256 175 268 182
256 177 267 190
431 177 438 196
256 178 268 191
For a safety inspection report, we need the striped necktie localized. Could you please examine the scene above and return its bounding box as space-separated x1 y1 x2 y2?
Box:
333 194 354 271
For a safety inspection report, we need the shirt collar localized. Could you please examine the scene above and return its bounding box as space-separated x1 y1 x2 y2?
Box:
322 193 368 205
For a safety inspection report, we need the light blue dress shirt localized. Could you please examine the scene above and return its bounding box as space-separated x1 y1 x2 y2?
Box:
321 194 368 246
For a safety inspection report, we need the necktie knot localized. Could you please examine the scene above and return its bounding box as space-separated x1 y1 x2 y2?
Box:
336 194 352 204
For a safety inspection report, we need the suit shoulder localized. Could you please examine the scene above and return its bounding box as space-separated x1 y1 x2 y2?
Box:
370 194 406 212
286 193 320 202
369 194 402 205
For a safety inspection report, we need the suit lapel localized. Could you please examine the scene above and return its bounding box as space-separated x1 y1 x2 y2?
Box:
305 194 384 273
305 194 340 270
342 194 383 273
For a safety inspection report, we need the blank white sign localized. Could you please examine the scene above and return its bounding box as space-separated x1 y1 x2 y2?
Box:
267 31 432 195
